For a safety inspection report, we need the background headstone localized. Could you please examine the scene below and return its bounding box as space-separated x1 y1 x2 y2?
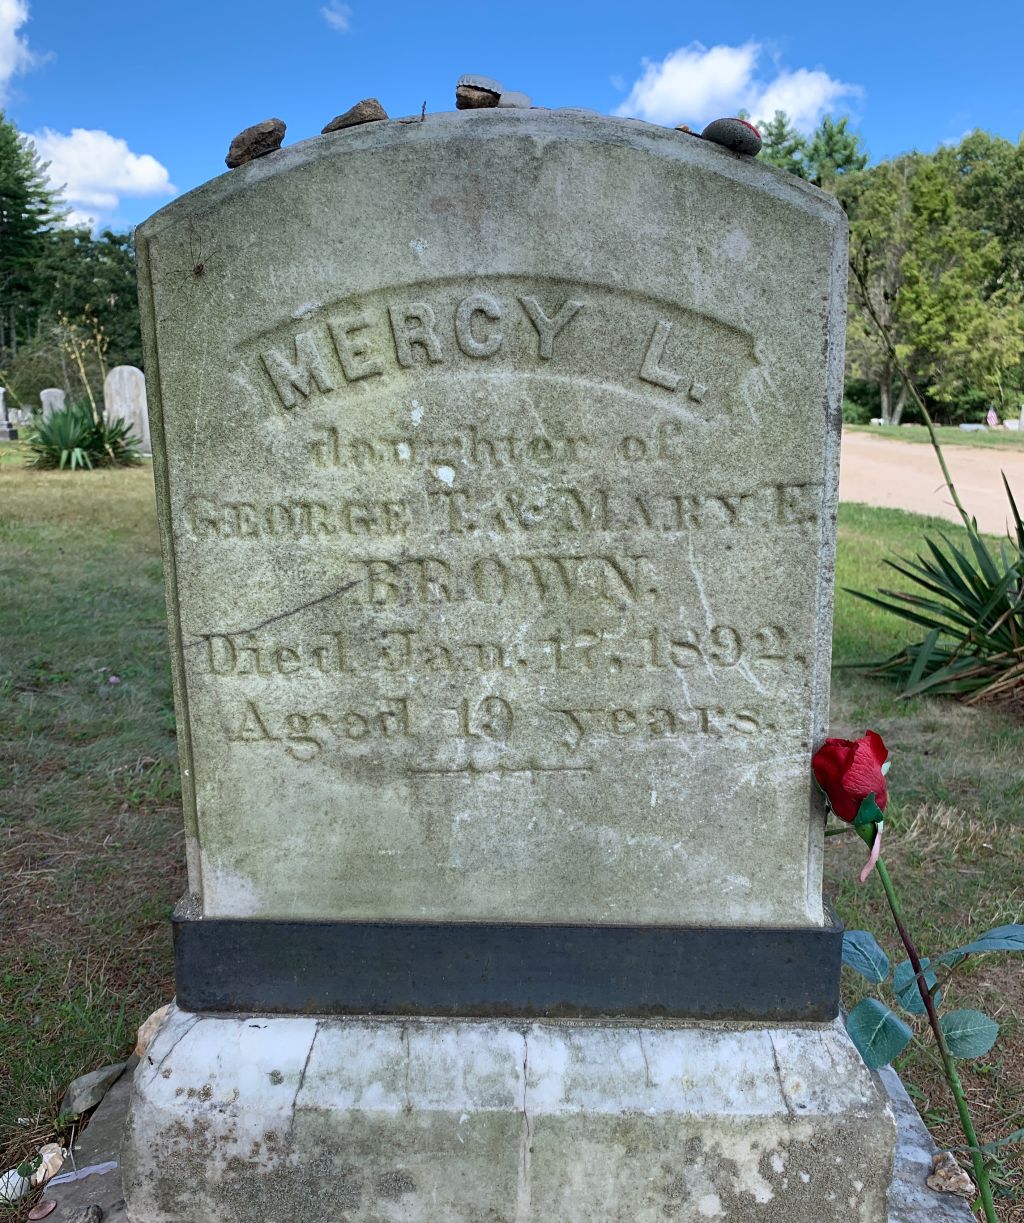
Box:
123 110 895 1221
104 365 150 453
39 387 66 419
0 387 16 440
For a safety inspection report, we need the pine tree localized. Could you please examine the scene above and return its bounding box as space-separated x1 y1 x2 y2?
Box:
804 116 868 188
758 111 808 177
0 110 61 357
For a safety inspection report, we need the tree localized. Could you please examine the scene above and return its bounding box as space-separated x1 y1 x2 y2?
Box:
29 228 141 367
758 111 808 177
839 148 1024 423
0 111 61 358
804 116 868 187
756 111 867 187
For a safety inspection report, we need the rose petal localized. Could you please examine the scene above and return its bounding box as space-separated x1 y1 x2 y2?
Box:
843 733 888 810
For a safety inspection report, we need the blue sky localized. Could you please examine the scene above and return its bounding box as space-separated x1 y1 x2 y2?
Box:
2 0 1023 231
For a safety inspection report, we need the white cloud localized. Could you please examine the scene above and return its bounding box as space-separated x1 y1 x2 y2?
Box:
29 127 176 226
321 1 352 32
0 0 35 101
615 41 860 133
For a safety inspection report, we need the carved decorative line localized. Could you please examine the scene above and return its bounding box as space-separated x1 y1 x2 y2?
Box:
409 764 592 778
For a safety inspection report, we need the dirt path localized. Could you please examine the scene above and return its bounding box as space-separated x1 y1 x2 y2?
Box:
839 431 1024 535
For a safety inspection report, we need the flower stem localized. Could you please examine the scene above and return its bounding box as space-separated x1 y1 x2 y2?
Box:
860 830 996 1221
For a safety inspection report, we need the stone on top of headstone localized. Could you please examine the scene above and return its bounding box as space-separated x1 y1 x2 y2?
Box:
456 73 501 109
39 388 65 419
124 110 895 1221
701 116 764 156
225 118 286 169
321 97 388 133
103 365 150 453
497 90 531 109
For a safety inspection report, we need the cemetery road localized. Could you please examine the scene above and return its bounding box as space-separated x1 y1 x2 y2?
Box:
840 430 1024 534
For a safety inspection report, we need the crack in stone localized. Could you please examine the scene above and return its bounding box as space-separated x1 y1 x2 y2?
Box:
183 578 363 648
148 1014 202 1082
401 1024 412 1113
768 1032 796 1119
515 1033 532 1223
287 1022 320 1142
637 1027 654 1088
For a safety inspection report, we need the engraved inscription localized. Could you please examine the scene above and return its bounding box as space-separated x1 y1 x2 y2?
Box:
188 278 814 785
249 278 756 415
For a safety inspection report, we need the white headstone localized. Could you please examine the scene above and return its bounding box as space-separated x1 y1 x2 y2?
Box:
104 365 150 452
39 388 66 419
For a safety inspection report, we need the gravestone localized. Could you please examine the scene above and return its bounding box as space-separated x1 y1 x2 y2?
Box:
123 110 896 1221
39 387 65 418
0 387 16 440
104 365 151 453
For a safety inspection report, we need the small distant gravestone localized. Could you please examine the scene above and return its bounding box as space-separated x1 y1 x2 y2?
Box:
39 387 66 419
103 365 150 453
123 111 896 1221
0 387 16 440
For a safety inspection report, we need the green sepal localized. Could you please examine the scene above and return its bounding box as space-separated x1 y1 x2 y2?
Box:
853 793 884 828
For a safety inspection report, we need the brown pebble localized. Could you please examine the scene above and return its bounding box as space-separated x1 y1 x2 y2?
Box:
225 118 286 169
322 98 388 133
456 85 499 110
27 1203 58 1221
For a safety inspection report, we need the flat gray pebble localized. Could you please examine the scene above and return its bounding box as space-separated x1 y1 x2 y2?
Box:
67 1207 103 1223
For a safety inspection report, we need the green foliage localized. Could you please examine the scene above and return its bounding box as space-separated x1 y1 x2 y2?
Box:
842 922 1024 1070
846 998 913 1068
940 1011 1000 1059
0 110 62 357
27 403 140 471
758 110 807 176
841 929 890 983
839 136 1024 424
941 925 1024 958
805 115 868 187
893 958 940 1015
757 110 867 185
854 479 1023 701
842 396 875 424
0 110 142 413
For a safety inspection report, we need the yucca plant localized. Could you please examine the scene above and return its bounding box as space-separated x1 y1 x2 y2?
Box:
854 476 1024 703
27 402 140 471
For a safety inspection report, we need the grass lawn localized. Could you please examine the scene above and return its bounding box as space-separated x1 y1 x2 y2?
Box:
1 450 1022 1219
847 422 1024 450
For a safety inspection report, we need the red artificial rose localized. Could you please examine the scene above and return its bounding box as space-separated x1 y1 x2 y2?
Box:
811 731 889 823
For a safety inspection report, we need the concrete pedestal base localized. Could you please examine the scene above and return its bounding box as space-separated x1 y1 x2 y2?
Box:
123 1005 896 1222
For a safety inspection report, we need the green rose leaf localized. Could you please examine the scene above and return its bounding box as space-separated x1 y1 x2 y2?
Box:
846 998 913 1069
893 957 940 1015
853 793 884 828
15 1153 41 1178
940 1010 1000 1059
937 924 1024 964
842 930 890 984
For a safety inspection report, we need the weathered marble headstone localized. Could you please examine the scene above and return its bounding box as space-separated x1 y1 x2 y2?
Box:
104 365 151 453
123 110 895 1221
39 387 65 418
